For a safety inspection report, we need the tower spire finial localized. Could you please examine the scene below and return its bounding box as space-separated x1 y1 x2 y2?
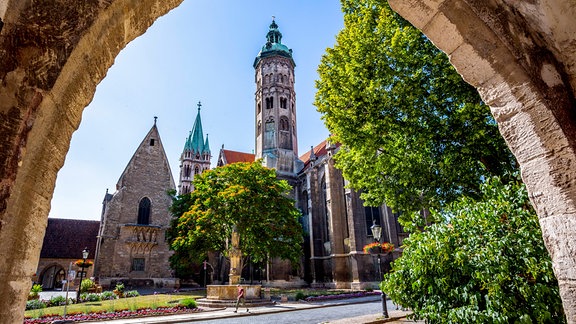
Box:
197 101 202 111
154 116 158 125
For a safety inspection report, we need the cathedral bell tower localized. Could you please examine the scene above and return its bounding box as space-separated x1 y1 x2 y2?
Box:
254 19 301 180
178 102 211 194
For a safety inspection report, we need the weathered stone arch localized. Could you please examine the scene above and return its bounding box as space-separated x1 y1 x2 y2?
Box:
389 0 576 320
0 0 182 321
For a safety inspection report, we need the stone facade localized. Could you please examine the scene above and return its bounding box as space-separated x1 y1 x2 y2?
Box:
34 218 100 292
36 258 94 291
93 121 177 289
212 21 407 289
296 141 407 289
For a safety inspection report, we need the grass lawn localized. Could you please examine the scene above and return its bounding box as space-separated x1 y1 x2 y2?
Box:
25 287 372 319
25 291 204 319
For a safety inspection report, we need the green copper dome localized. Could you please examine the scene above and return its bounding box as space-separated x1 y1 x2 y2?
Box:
253 19 295 68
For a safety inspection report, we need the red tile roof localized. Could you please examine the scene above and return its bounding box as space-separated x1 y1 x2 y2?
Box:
299 140 341 172
221 149 255 164
300 140 328 164
40 218 100 259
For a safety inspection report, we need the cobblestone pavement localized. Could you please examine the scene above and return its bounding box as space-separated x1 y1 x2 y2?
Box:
90 296 414 324
37 290 421 323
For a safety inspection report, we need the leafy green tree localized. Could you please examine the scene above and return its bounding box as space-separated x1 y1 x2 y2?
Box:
167 161 303 275
315 0 517 228
381 177 565 323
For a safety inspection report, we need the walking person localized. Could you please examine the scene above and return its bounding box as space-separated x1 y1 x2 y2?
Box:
233 284 249 313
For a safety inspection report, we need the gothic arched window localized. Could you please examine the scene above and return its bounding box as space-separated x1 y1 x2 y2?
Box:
264 118 275 149
137 197 151 225
194 165 200 175
321 176 330 244
280 117 289 131
266 97 274 109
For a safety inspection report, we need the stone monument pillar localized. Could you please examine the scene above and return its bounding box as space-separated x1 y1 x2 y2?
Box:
229 225 242 285
198 224 271 308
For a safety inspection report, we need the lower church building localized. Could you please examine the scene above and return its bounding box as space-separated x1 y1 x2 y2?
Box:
36 19 407 290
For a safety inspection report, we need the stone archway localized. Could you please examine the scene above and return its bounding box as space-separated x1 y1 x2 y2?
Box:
389 0 576 320
39 264 65 290
0 1 182 322
2 0 576 322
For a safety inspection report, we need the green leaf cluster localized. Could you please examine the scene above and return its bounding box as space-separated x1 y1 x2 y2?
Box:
381 177 565 323
315 0 517 229
167 161 304 271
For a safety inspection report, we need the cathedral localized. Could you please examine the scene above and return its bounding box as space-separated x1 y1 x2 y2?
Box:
36 20 406 290
211 20 407 289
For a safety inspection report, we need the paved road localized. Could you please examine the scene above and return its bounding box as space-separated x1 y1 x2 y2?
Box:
180 299 398 324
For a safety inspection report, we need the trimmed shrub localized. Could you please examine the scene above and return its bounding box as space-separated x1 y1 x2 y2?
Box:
295 291 306 300
100 290 116 300
48 295 67 307
26 299 46 310
178 298 197 309
124 290 140 298
80 278 94 293
85 293 101 302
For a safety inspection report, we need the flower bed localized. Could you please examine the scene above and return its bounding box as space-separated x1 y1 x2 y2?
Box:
304 291 381 302
24 306 202 323
363 242 394 254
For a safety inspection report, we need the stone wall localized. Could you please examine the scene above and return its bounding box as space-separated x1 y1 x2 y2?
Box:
0 1 183 321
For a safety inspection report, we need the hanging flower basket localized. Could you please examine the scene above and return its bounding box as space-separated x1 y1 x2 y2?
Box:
75 259 93 268
363 242 394 254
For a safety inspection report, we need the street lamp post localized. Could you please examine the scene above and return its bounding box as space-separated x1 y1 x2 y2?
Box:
76 247 89 303
370 222 389 318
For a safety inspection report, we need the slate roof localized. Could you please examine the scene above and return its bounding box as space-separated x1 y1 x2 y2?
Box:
40 218 100 259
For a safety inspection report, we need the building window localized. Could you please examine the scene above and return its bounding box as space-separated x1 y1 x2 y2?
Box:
301 190 309 216
184 165 191 178
266 97 274 109
132 258 145 271
150 139 155 146
137 197 151 225
257 120 262 135
365 206 381 236
194 165 200 175
321 177 330 243
280 117 289 131
264 119 275 149
280 97 287 109
257 103 261 114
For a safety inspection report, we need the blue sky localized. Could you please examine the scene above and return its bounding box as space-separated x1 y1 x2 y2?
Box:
49 1 344 221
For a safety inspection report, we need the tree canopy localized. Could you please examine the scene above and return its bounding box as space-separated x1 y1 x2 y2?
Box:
315 0 517 228
167 161 303 274
381 177 565 323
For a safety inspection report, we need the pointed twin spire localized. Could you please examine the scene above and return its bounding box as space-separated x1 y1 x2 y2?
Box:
184 101 210 155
